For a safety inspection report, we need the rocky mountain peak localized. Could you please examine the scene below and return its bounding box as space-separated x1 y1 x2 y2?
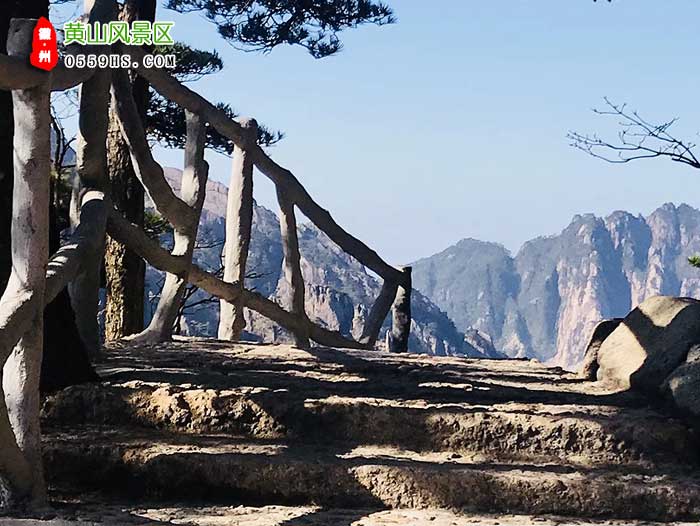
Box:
156 170 700 369
413 203 700 370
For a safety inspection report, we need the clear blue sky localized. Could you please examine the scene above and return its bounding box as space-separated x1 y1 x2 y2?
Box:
56 1 700 265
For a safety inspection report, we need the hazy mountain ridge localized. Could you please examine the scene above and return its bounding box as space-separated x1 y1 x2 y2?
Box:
412 203 700 370
146 169 500 358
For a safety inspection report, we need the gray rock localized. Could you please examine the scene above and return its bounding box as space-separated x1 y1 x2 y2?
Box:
596 296 700 393
663 344 700 416
578 318 623 380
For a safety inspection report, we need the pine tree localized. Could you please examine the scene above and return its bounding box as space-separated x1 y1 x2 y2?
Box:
165 0 395 58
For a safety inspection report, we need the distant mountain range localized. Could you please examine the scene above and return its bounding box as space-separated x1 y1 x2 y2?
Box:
411 203 700 369
145 169 502 359
150 170 700 369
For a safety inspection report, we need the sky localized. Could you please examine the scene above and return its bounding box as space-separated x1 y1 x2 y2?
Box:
54 1 700 266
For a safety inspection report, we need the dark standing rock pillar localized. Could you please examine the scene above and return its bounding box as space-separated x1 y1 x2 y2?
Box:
387 266 411 353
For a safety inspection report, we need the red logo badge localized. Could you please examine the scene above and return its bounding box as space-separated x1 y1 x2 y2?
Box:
30 18 58 71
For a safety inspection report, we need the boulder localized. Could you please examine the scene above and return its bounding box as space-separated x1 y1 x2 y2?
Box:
663 344 700 417
578 318 623 380
596 296 700 393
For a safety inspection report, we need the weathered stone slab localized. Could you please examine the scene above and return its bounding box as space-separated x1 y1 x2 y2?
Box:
40 340 700 467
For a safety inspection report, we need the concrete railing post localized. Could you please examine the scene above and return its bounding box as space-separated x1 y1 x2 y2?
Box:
2 18 52 504
218 119 257 341
387 267 411 353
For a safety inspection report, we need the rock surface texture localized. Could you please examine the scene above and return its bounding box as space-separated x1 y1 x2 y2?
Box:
595 296 700 392
29 339 700 524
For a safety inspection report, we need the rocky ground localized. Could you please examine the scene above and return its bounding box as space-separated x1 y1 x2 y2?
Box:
5 506 700 525
7 338 700 525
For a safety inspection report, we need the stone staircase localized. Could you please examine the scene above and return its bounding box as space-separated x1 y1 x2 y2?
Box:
39 340 700 523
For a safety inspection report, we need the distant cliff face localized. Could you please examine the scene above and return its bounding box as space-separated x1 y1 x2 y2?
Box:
147 169 497 358
412 203 700 370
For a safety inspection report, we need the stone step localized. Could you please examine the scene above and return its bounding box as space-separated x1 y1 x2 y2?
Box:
42 382 697 469
43 429 700 521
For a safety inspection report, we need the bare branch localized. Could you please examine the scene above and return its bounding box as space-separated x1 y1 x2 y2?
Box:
568 97 700 170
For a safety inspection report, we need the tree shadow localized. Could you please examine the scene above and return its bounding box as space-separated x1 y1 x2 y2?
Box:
4 502 178 525
276 508 380 526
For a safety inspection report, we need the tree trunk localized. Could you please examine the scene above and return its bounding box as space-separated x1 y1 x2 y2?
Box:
2 18 51 505
218 119 257 341
104 0 154 341
130 111 207 342
104 142 145 340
